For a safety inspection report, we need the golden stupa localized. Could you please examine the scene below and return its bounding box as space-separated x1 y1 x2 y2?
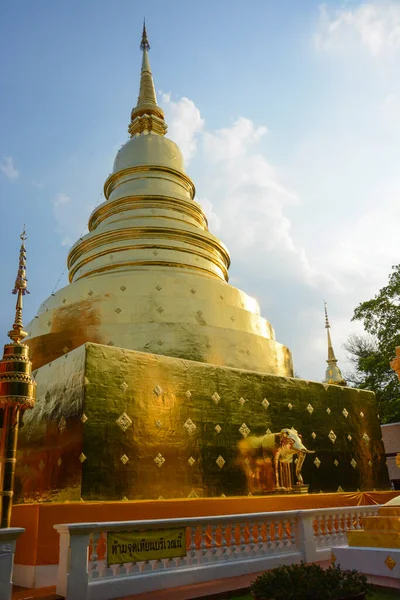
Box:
14 25 389 503
26 24 292 378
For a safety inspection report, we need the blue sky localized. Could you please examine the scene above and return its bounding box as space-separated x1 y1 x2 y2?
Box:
1 0 400 380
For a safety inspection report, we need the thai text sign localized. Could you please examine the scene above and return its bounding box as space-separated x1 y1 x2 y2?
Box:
107 528 186 565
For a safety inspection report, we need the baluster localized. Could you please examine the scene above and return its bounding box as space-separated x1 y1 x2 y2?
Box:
265 520 273 553
238 522 246 559
199 524 209 564
248 521 256 556
273 520 281 550
289 517 296 549
320 515 327 548
209 523 219 562
337 512 346 544
326 514 334 547
313 516 320 548
256 520 264 554
187 526 198 565
220 522 231 561
282 518 290 550
350 511 355 531
230 523 238 559
268 520 275 551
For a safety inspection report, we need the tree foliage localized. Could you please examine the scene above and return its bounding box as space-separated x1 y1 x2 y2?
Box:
344 265 400 424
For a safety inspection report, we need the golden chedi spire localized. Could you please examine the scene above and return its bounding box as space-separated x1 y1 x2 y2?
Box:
0 228 36 527
129 21 167 137
25 24 293 379
323 302 346 386
0 227 36 409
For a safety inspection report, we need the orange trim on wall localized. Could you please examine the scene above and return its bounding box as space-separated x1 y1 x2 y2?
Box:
11 491 399 566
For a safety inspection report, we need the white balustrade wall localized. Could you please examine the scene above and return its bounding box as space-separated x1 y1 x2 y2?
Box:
54 505 379 600
0 528 25 600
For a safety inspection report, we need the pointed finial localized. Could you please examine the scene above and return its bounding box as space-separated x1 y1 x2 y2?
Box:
324 301 330 329
128 21 167 137
140 19 150 51
8 226 29 343
322 301 346 386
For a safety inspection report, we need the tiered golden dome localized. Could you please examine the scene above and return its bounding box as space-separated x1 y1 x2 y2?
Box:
25 24 293 378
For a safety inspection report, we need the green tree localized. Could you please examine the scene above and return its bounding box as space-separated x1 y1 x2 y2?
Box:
344 264 400 424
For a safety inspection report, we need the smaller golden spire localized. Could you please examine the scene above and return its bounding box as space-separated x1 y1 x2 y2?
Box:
8 227 29 344
323 302 346 386
129 21 167 137
0 227 36 528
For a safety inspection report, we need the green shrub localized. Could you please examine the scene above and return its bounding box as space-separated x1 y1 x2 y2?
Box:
250 562 371 600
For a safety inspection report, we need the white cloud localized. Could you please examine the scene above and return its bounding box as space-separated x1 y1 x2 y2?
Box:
315 2 400 56
32 180 44 189
0 156 19 181
161 93 204 164
157 93 343 378
52 193 88 247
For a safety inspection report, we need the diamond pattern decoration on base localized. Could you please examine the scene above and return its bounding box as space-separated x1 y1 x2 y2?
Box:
362 432 370 444
262 398 270 409
188 456 196 467
116 412 133 432
81 413 88 424
326 408 331 415
311 432 317 439
154 385 163 396
79 453 87 463
154 453 165 468
239 397 246 406
120 454 129 465
185 390 192 399
384 555 396 571
184 418 196 436
212 392 221 405
266 428 272 434
334 459 339 467
342 408 349 418
239 423 250 438
215 424 222 434
287 403 293 410
155 420 162 428
328 430 337 444
360 411 364 418
314 457 321 468
306 404 314 414
57 457 62 467
120 381 128 393
188 489 199 498
216 455 226 469
347 434 352 441
351 458 357 469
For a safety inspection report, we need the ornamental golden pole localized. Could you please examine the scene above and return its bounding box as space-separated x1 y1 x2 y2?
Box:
0 228 36 528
